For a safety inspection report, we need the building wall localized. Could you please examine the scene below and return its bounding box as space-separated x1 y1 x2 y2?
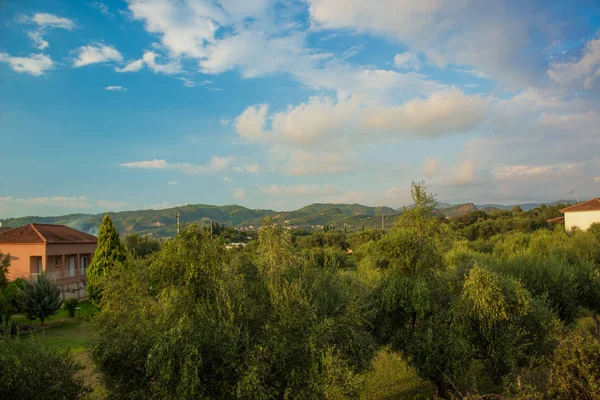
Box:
0 243 47 281
564 210 600 231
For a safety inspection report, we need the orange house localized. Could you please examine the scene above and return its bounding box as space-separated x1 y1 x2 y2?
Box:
0 224 97 299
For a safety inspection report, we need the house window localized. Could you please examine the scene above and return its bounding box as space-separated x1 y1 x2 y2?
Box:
55 257 60 268
81 256 88 275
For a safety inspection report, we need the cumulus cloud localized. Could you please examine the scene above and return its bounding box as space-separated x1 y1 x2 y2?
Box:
394 51 420 70
233 188 246 200
306 0 543 87
0 53 53 76
27 31 49 50
98 200 128 210
19 13 74 50
548 34 600 89
115 58 144 72
91 2 114 18
0 195 89 207
105 86 127 91
142 51 181 74
237 88 486 148
261 184 336 197
120 156 235 174
73 44 123 67
24 13 75 30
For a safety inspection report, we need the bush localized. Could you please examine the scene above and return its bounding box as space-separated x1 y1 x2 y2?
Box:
64 298 79 318
0 335 89 399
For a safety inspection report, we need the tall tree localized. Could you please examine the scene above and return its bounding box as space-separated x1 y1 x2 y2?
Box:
16 274 63 324
0 252 10 290
87 214 127 305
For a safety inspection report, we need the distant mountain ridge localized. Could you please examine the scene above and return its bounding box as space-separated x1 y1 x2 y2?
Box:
0 200 566 237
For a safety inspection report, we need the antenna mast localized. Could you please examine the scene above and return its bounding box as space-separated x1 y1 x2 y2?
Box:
176 210 181 234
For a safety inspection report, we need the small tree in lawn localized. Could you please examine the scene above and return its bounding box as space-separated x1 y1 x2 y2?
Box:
16 274 62 324
86 214 127 305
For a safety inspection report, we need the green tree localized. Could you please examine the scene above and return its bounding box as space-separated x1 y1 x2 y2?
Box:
123 233 161 258
87 214 127 305
15 274 63 324
0 252 10 290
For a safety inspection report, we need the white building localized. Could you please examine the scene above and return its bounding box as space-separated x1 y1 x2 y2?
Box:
560 198 600 231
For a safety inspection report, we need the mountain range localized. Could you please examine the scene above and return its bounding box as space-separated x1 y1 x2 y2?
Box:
0 201 565 238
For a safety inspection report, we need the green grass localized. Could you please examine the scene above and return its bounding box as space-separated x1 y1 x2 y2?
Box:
11 300 98 326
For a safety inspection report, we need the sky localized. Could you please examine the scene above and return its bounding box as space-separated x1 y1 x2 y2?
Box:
1 0 600 217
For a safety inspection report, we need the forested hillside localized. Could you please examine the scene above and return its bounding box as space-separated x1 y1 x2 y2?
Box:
0 200 566 237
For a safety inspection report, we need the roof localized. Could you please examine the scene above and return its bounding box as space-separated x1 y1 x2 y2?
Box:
0 224 97 244
547 216 565 224
560 198 600 213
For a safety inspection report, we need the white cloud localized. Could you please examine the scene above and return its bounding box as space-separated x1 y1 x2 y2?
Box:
233 188 246 200
105 86 127 91
98 200 128 210
306 0 542 87
548 34 600 89
115 58 144 72
235 104 269 141
91 2 114 18
422 157 439 178
0 53 53 76
142 51 181 74
73 44 123 67
494 165 554 180
280 151 353 176
167 181 178 185
237 88 486 149
28 13 75 30
27 31 48 50
244 164 259 173
120 156 235 174
394 51 420 70
261 184 336 197
0 196 90 208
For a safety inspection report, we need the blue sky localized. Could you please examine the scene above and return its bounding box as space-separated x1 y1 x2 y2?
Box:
1 0 599 217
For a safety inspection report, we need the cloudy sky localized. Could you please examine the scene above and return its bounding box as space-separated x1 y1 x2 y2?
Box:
1 0 599 217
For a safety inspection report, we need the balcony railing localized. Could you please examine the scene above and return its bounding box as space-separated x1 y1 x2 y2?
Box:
31 270 85 282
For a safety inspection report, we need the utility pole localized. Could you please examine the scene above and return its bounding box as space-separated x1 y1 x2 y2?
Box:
176 210 181 234
381 215 385 231
210 220 213 239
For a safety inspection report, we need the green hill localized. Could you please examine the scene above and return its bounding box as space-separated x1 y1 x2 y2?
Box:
0 202 485 237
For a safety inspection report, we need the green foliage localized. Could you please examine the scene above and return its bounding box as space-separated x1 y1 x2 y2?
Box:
64 298 79 318
87 214 127 305
0 335 89 399
15 274 63 324
0 252 10 289
91 223 376 399
122 233 161 258
547 330 600 399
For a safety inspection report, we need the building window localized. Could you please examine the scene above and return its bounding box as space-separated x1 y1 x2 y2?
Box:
55 257 60 268
81 256 88 275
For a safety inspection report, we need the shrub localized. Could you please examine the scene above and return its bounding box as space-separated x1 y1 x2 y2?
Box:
64 298 79 318
0 335 89 399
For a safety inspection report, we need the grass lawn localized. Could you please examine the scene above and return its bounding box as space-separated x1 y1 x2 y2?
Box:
11 300 98 326
12 300 107 398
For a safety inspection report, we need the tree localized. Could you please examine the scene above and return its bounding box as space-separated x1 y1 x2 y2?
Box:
87 214 127 305
15 274 62 324
123 233 161 258
0 252 10 290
